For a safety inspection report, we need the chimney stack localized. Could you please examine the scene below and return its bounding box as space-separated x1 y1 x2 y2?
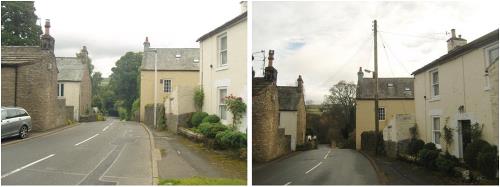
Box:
264 50 278 83
144 37 150 51
447 29 467 52
357 67 364 83
297 75 304 93
267 50 274 67
240 1 247 13
40 19 55 52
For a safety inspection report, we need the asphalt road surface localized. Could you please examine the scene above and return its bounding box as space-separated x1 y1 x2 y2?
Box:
253 145 379 185
1 118 152 185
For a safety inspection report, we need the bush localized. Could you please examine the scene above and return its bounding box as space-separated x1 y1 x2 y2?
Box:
194 87 204 112
418 149 440 169
464 139 490 169
198 122 228 138
191 112 208 128
215 130 246 149
477 145 498 179
423 142 437 151
117 107 128 120
407 138 425 156
436 153 458 175
202 115 220 123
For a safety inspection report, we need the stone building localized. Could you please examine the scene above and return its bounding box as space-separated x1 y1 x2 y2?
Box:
139 37 199 132
56 46 92 121
277 75 307 151
412 29 498 158
355 67 415 150
1 19 67 131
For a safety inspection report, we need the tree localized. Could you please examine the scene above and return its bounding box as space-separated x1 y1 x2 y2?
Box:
1 1 42 46
91 72 103 96
322 81 357 137
108 52 143 119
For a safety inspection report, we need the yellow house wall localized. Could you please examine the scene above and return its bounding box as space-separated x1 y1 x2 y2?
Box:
414 42 499 157
58 81 80 121
355 99 415 149
140 70 199 122
199 18 247 132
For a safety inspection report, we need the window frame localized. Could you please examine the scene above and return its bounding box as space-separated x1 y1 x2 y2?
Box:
163 79 172 93
378 107 385 121
218 87 228 120
217 33 228 67
58 83 64 97
430 69 439 98
484 43 499 90
432 116 441 147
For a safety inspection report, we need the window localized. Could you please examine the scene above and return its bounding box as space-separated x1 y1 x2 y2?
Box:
430 70 439 97
487 46 499 66
378 107 385 121
218 88 227 120
432 117 441 145
218 34 227 66
163 79 172 93
58 83 64 97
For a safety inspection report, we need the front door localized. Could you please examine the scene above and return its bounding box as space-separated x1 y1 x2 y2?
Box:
458 120 472 158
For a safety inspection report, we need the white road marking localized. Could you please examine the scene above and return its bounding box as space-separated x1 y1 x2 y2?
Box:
177 150 181 155
75 134 99 146
284 181 292 185
305 162 322 174
102 124 112 131
324 150 331 159
1 154 55 178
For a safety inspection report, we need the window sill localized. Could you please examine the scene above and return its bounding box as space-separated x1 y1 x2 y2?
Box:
484 87 491 91
215 66 229 72
429 96 440 102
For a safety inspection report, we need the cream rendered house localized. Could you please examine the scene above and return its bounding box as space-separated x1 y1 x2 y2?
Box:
56 46 92 121
139 38 200 132
412 29 498 158
196 4 247 132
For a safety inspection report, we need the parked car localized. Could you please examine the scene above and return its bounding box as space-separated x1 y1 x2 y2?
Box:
1 107 32 139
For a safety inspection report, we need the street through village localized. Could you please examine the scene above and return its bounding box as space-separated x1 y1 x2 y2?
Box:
1 118 152 185
253 145 379 185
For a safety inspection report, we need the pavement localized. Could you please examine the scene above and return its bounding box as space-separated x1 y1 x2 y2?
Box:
253 144 379 185
146 126 246 180
1 117 152 185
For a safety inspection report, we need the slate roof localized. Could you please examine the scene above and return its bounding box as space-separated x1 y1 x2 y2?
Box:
1 46 45 66
196 12 247 42
141 48 199 71
278 86 301 111
357 78 414 100
412 29 499 75
56 57 86 82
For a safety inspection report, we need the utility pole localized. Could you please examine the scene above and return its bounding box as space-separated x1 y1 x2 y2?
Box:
373 20 380 155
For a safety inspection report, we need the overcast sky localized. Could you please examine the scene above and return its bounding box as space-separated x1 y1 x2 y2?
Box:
34 0 241 77
253 1 499 104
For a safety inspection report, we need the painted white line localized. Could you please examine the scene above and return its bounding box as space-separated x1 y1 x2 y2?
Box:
75 134 99 146
1 154 55 178
177 150 181 155
284 181 292 185
324 150 331 159
305 162 322 174
102 122 114 131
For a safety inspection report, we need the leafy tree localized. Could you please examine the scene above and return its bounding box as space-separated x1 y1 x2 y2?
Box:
108 52 142 119
322 81 357 138
1 1 42 46
91 72 103 97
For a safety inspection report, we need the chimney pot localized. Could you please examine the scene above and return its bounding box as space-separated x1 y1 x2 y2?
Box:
268 50 275 67
44 19 51 35
451 29 456 38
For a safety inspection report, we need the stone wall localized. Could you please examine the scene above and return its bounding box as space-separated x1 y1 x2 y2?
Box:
56 98 68 127
79 66 92 116
296 93 307 146
66 106 74 122
1 67 16 106
144 103 165 129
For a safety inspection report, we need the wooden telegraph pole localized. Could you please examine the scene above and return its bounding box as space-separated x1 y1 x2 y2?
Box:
373 20 380 155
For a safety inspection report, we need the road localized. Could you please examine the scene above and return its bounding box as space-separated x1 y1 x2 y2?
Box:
1 118 152 185
253 145 379 185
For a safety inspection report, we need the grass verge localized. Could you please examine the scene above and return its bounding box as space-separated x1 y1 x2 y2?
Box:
159 177 246 185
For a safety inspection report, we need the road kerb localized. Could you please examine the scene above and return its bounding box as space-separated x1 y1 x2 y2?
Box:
140 122 160 185
1 123 80 147
358 150 388 185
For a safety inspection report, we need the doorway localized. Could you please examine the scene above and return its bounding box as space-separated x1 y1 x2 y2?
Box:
458 120 472 158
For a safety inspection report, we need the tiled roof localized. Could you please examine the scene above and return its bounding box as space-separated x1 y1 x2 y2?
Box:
1 46 45 66
141 48 199 71
357 78 414 100
56 57 86 82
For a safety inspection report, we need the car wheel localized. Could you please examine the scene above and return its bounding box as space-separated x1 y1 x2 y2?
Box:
19 125 28 139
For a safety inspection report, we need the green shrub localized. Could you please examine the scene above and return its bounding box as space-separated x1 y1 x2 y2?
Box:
423 142 437 151
418 149 440 169
477 145 498 179
118 107 128 120
198 122 228 138
202 114 220 123
191 112 208 128
194 87 204 112
435 153 458 175
215 130 247 149
464 139 490 169
407 138 425 156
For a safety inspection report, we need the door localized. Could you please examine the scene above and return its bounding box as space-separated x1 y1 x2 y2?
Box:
458 120 472 158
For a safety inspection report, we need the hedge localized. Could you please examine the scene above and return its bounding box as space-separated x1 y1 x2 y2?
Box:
198 122 228 138
202 114 220 123
191 112 208 128
215 130 246 149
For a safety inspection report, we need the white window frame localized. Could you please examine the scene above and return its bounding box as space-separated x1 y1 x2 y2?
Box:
217 33 228 67
432 116 441 147
430 69 439 98
218 87 228 120
378 107 385 121
484 43 499 90
58 83 64 97
163 79 172 93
